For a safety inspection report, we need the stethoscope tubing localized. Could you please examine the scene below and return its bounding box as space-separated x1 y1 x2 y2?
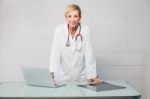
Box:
66 23 82 47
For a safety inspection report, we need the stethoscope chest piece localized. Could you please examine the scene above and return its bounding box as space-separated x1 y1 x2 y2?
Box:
66 42 70 47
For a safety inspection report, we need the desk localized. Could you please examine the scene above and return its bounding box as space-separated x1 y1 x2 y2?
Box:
0 80 140 99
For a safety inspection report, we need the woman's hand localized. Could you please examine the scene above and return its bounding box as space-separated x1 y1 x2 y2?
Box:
50 72 54 80
50 72 58 85
89 76 103 85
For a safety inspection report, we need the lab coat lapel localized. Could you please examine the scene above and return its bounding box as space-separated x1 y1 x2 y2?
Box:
63 23 68 37
70 26 80 54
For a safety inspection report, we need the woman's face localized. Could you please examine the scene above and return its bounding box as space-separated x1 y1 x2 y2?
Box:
66 10 80 28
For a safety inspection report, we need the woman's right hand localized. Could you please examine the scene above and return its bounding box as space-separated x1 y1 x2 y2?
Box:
50 72 58 85
50 72 54 80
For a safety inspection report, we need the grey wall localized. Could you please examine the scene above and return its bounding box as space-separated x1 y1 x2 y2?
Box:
0 0 150 99
144 52 150 99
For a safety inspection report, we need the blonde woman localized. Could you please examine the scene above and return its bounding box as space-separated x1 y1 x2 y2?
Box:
49 4 102 84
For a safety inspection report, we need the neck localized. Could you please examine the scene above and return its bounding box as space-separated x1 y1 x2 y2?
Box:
68 25 78 36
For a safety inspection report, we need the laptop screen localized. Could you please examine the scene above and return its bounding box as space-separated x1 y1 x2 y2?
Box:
22 68 66 88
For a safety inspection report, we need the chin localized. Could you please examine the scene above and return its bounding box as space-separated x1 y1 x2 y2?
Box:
69 24 78 28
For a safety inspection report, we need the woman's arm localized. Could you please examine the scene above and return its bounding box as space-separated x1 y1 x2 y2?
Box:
49 27 61 79
84 26 102 84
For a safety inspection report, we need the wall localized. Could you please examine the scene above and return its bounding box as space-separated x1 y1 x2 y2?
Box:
144 53 150 99
0 0 150 99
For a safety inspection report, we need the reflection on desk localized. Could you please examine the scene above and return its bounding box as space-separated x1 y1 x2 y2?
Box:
0 80 140 99
0 81 3 85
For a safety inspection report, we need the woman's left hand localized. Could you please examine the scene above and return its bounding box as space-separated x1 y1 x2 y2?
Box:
89 76 103 85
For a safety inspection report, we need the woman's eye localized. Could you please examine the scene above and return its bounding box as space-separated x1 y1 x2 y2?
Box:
68 15 72 18
74 15 78 17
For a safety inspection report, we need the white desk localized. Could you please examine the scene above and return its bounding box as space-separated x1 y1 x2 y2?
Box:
0 80 140 99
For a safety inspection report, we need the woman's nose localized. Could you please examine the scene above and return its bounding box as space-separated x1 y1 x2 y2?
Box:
70 17 75 21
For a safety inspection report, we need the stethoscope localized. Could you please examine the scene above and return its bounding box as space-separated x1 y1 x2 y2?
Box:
66 23 82 47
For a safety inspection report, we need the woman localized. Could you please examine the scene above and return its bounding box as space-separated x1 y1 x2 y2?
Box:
49 4 102 84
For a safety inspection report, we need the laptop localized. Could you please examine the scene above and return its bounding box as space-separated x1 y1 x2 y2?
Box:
22 68 66 88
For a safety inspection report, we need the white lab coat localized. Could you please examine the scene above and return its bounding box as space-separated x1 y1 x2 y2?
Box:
49 23 97 82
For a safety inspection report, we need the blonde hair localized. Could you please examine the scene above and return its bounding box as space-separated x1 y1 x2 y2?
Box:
65 4 81 18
